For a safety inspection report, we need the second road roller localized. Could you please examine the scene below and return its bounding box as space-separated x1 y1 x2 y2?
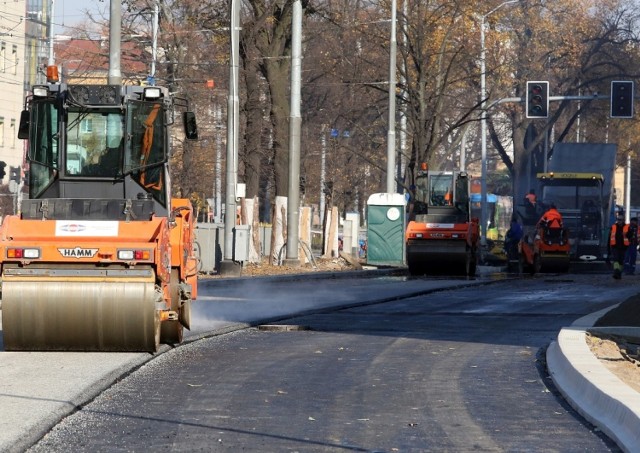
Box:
405 163 480 276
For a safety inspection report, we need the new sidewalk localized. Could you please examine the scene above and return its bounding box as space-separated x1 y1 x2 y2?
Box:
547 299 640 453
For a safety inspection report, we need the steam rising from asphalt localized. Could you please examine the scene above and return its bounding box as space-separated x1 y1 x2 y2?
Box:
190 279 351 335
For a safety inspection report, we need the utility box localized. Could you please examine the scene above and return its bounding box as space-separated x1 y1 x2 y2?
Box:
233 224 251 262
345 212 360 256
366 193 406 266
195 223 224 273
343 219 354 257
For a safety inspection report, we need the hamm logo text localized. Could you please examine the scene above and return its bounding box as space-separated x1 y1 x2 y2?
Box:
58 247 99 258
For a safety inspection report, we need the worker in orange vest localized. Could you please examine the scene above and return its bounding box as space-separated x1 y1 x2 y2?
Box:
537 203 563 229
608 214 631 279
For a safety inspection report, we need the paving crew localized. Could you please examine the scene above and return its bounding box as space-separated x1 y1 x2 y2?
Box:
537 202 563 229
624 217 639 275
608 214 631 279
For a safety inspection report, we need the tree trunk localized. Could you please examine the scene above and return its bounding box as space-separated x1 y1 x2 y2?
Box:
265 61 291 196
241 33 265 199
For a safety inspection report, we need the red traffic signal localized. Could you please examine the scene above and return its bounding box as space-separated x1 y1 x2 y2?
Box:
526 81 549 118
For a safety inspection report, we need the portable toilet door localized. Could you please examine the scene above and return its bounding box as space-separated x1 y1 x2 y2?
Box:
366 193 406 266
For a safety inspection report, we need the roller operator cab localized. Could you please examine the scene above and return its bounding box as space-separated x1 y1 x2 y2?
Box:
405 165 480 276
0 82 199 352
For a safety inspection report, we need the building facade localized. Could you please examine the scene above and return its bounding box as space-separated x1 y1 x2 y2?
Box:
0 0 27 184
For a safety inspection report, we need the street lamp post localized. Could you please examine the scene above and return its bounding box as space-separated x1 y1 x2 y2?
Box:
219 0 240 276
386 0 397 193
479 0 518 248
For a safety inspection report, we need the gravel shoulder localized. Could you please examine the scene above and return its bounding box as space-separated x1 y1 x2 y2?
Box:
589 292 640 393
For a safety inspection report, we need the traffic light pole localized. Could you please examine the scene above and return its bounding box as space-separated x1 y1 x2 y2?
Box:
284 0 302 268
486 93 610 111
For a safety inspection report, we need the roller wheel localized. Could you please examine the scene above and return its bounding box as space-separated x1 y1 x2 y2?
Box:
407 256 423 276
408 265 423 276
160 269 184 345
2 277 159 352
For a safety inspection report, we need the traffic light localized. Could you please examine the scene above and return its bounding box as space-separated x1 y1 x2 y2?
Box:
0 161 5 180
610 81 634 118
9 166 20 183
526 81 549 118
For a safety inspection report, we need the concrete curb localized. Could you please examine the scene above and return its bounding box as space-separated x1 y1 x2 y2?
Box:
546 306 640 453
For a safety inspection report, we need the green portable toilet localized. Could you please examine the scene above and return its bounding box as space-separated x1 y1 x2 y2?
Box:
366 193 406 266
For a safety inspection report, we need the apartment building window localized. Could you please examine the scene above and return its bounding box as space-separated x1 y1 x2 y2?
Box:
11 45 17 75
0 117 4 147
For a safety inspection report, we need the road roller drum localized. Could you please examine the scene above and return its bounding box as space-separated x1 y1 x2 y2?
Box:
2 268 160 352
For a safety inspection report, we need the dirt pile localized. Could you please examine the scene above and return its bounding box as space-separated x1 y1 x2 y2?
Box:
589 294 640 392
204 256 360 279
586 333 640 393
